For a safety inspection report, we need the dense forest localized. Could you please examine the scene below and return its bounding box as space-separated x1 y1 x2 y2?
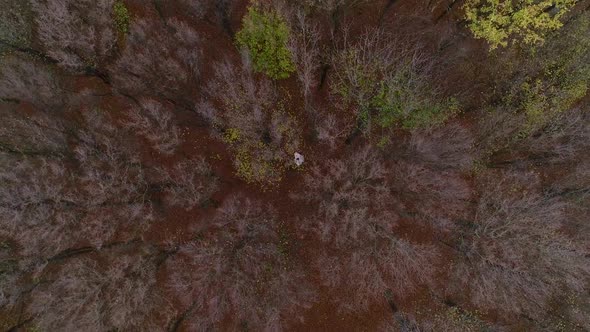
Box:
0 0 589 331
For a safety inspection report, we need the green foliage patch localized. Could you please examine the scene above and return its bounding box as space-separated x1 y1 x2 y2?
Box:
370 76 460 130
506 15 590 133
333 47 459 133
236 6 295 80
113 1 130 35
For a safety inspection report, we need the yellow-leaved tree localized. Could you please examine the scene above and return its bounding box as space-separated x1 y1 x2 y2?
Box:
463 0 577 50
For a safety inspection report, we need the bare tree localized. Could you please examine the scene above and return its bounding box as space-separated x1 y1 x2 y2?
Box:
554 158 590 244
194 100 220 125
122 99 181 155
300 146 389 217
314 111 350 150
282 6 322 109
477 106 590 171
0 148 167 328
473 107 523 159
179 0 208 19
302 0 369 12
166 195 316 330
408 123 475 170
0 99 179 331
0 0 33 53
0 155 71 261
299 147 439 313
391 161 473 233
74 110 147 207
331 29 402 120
27 246 173 331
0 56 63 108
110 18 201 101
543 290 590 331
453 172 590 319
498 107 590 169
0 104 67 155
297 0 371 33
474 106 590 251
156 157 218 210
379 306 501 332
314 234 438 314
0 109 155 265
206 54 302 185
331 28 453 131
207 54 275 128
31 0 116 71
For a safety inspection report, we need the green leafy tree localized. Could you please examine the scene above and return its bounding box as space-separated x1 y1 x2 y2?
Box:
464 0 577 50
370 73 460 130
113 1 131 35
236 6 295 80
113 1 130 35
505 14 590 133
332 31 459 133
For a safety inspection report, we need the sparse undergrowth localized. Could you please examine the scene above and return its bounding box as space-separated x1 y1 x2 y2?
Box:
204 55 302 186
